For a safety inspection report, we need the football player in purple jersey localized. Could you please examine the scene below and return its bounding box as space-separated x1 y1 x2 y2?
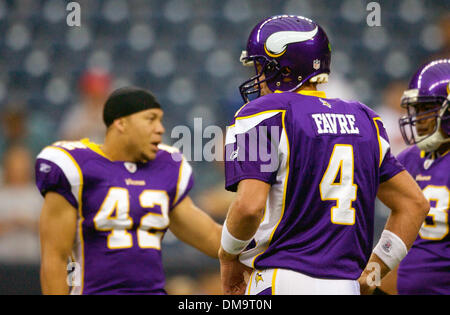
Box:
36 87 222 295
218 15 430 295
379 60 450 295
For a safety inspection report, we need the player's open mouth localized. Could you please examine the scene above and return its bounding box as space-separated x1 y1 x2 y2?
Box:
150 141 161 150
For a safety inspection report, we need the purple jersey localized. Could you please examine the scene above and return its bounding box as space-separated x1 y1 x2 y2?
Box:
224 90 404 280
35 139 193 295
396 146 450 295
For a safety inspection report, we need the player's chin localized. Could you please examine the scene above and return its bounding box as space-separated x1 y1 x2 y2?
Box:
416 128 432 137
143 147 159 161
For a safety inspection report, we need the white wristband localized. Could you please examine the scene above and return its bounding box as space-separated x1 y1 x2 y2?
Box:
373 230 408 270
221 221 252 255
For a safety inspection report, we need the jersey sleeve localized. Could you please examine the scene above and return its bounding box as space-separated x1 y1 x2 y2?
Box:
373 118 405 182
224 111 283 192
396 147 412 166
35 146 82 209
171 154 194 209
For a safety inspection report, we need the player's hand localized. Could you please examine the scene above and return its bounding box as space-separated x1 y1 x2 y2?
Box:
357 273 376 295
219 247 251 295
358 255 391 295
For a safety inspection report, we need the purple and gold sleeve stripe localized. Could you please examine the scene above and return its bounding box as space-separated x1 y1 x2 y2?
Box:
36 146 83 209
172 155 194 208
372 118 405 182
372 117 391 167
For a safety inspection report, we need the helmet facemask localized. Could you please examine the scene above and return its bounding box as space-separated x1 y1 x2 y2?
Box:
399 96 450 152
239 51 282 103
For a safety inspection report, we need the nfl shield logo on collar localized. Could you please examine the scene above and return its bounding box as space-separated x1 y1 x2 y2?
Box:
423 158 434 170
124 162 137 173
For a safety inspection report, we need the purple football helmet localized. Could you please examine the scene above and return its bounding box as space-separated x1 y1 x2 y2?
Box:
399 59 450 152
239 15 331 103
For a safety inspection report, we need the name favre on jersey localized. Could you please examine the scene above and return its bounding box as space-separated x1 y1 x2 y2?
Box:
311 113 360 135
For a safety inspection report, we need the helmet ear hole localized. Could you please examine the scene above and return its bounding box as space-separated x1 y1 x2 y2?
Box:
262 60 281 79
265 61 277 73
281 67 291 77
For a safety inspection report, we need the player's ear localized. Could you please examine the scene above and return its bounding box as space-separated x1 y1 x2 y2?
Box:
112 117 127 133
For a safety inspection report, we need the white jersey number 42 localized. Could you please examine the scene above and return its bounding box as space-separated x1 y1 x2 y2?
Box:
93 187 169 250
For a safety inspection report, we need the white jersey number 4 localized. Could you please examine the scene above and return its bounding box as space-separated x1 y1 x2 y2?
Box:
320 144 358 225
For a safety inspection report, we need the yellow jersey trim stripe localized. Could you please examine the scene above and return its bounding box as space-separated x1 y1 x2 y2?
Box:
274 89 327 98
233 90 326 119
80 138 112 161
271 268 278 295
372 117 384 168
250 111 290 267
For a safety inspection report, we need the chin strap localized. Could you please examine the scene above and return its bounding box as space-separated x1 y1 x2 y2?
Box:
417 131 450 152
417 101 450 152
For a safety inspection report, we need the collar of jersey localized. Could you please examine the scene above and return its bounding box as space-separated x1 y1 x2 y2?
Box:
274 89 327 98
420 149 450 159
80 138 113 161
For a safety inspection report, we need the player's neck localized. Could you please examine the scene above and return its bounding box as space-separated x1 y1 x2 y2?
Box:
102 134 138 163
296 83 318 92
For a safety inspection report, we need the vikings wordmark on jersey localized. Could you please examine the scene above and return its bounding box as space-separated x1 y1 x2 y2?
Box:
225 90 404 281
35 139 193 294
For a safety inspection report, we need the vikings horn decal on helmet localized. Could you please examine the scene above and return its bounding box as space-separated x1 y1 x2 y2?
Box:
239 15 331 103
398 59 450 152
